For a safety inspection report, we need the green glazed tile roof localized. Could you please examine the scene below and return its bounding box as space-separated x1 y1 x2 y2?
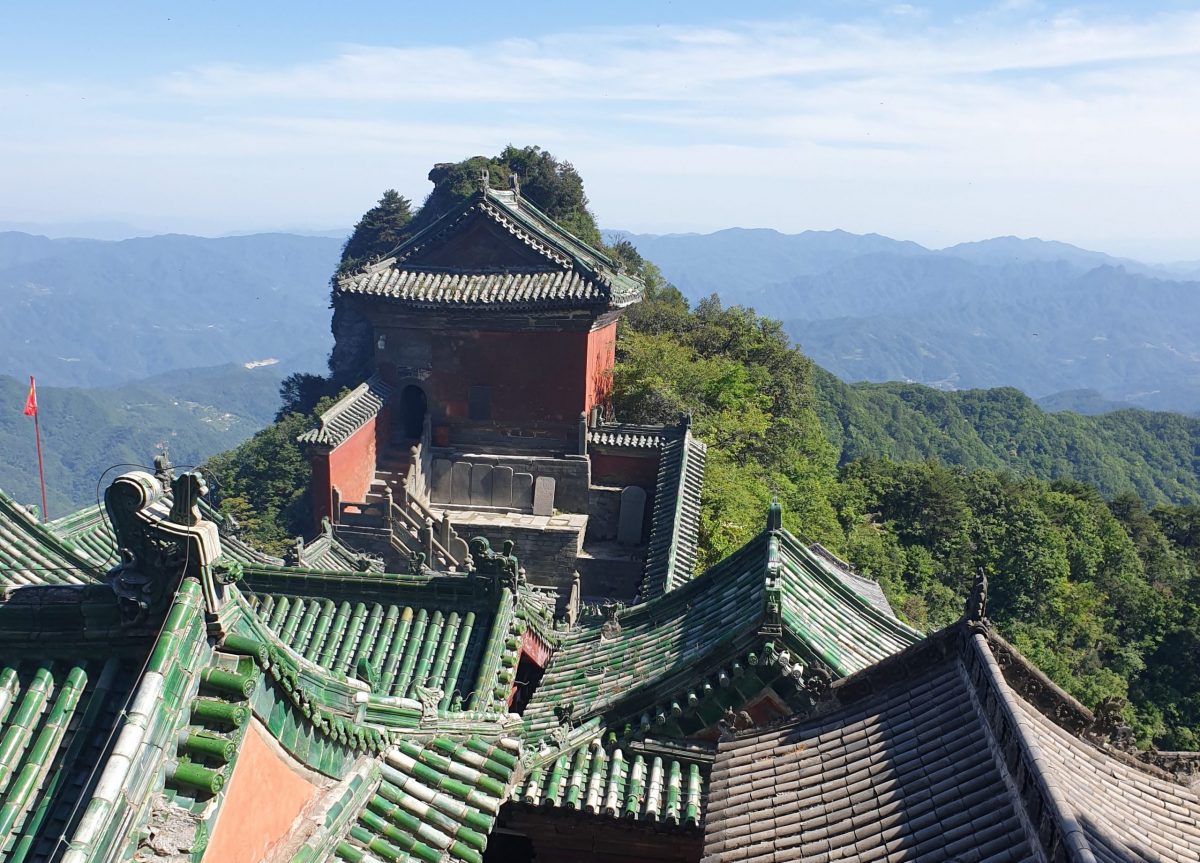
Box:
334 735 519 863
640 434 707 600
248 592 493 705
525 535 771 735
298 526 384 572
0 490 98 587
337 188 643 311
0 657 138 862
774 531 921 675
514 744 706 828
54 497 376 573
526 528 922 737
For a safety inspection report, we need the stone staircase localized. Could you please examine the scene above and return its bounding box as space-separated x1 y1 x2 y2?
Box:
336 441 471 572
364 445 415 509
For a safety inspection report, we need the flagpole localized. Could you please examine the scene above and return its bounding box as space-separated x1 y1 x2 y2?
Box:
27 375 48 522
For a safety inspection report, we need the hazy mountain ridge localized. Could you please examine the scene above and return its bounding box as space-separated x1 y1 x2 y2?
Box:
0 231 341 387
616 230 1200 413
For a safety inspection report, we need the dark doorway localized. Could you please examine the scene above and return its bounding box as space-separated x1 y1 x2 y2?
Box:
399 385 427 440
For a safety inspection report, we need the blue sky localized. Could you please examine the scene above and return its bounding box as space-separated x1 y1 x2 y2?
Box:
3 1 1199 259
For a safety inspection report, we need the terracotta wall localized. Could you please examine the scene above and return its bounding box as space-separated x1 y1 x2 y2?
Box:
590 452 660 488
310 406 390 526
204 723 321 863
584 321 618 415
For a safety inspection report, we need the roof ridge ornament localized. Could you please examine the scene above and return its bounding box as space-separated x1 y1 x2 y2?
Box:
511 171 520 198
479 168 490 192
963 568 988 625
766 498 782 533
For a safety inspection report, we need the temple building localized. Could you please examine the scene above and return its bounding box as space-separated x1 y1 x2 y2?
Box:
0 178 1196 863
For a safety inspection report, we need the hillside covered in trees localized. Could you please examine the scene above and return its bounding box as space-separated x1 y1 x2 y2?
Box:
817 371 1200 506
204 148 1198 751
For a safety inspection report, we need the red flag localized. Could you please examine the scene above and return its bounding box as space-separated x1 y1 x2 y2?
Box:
23 376 37 417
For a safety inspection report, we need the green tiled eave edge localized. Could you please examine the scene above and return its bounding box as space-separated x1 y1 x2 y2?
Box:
525 534 773 734
513 735 708 829
527 527 923 740
59 578 210 863
773 530 922 676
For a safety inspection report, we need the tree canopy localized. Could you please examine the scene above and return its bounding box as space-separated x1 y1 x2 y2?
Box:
337 145 602 277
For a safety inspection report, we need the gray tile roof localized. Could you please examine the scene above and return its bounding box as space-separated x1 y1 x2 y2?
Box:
337 189 644 311
703 623 1200 863
339 267 606 307
298 373 393 447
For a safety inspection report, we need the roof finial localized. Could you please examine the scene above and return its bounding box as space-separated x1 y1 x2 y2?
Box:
478 168 490 192
964 567 988 624
511 171 521 198
767 498 782 532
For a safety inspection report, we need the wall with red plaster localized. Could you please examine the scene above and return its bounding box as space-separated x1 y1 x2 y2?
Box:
584 321 618 415
310 406 391 527
204 722 321 863
590 452 660 488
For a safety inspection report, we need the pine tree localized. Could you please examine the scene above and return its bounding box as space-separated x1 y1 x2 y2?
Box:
338 189 414 274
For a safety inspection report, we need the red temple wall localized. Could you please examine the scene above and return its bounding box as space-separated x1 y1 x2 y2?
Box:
204 723 321 863
584 321 618 415
328 416 379 503
311 406 390 526
427 330 588 423
590 452 660 488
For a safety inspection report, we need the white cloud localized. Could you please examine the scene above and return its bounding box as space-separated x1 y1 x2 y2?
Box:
1 8 1199 257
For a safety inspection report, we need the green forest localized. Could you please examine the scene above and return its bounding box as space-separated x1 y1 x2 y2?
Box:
206 147 1200 751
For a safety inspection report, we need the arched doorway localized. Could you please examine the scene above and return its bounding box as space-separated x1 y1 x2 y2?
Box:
398 385 427 441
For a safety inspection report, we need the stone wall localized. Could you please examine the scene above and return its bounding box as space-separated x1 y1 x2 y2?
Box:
575 554 643 603
431 451 590 513
586 486 622 542
449 515 584 595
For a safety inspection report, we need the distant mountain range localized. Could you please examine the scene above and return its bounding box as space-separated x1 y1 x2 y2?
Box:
1 226 1197 512
0 231 340 387
614 229 1200 414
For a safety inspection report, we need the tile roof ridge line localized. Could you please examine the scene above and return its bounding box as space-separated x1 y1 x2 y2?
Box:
485 186 619 272
0 484 100 575
953 644 1051 861
979 627 1093 728
319 373 389 426
774 529 924 640
970 631 1098 863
